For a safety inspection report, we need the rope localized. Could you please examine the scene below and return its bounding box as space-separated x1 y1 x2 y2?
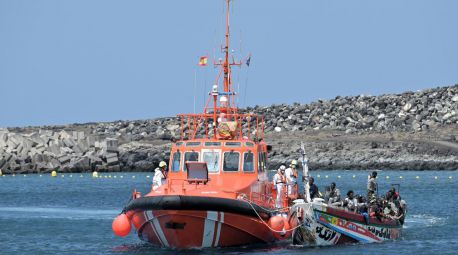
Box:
244 199 305 234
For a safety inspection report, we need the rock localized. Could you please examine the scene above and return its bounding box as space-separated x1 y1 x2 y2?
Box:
452 95 458 102
403 102 413 112
274 127 282 132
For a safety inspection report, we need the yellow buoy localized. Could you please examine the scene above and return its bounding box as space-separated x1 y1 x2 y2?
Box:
80 175 83 178
39 174 42 177
12 174 16 177
92 171 99 178
108 175 112 178
399 176 403 179
146 175 150 178
69 174 73 178
434 176 438 180
61 174 65 178
352 175 356 178
325 175 329 179
132 176 136 179
386 176 390 179
449 176 453 180
317 174 321 178
415 176 420 179
23 174 27 177
337 175 341 179
51 170 57 177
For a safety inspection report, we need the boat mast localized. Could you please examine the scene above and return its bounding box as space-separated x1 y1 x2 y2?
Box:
224 0 230 95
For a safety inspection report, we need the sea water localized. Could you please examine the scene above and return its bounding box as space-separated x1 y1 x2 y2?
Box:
0 170 456 255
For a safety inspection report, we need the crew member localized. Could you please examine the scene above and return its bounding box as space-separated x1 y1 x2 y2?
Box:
285 160 298 196
367 171 378 199
273 165 287 208
152 161 168 190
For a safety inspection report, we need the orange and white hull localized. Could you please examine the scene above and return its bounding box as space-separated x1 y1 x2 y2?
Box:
134 209 277 249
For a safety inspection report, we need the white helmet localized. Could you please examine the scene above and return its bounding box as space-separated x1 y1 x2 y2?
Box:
279 165 286 171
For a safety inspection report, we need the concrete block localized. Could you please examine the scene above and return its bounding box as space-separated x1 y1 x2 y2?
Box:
95 164 107 171
78 140 89 151
72 131 85 141
60 147 73 154
74 157 90 170
106 156 119 166
88 156 103 166
6 140 18 149
107 165 120 172
59 131 72 140
103 138 118 152
3 153 13 162
105 152 117 159
58 155 71 164
47 145 61 155
63 138 75 148
72 144 83 154
39 129 54 136
40 135 51 145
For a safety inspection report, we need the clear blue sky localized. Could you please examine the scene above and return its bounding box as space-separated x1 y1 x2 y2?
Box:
1 0 457 127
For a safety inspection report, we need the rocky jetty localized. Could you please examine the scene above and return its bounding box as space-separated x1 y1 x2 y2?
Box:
0 85 457 174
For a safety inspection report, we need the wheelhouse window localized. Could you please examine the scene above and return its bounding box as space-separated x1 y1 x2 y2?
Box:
243 151 254 172
225 142 241 147
245 142 254 147
176 142 184 146
205 142 221 147
203 151 220 173
223 151 240 172
184 151 199 171
186 142 201 147
171 151 181 172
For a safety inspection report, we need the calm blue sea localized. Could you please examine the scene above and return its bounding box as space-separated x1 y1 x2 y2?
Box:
0 170 457 255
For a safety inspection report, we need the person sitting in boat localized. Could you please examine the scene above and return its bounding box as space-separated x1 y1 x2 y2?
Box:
285 160 298 196
386 187 401 203
343 190 357 212
367 171 378 199
309 177 319 200
273 165 287 208
152 161 168 190
326 182 341 206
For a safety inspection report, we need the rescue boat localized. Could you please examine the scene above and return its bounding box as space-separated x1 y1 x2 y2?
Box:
112 0 296 249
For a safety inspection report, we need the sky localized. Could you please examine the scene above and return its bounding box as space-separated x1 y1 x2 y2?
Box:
1 0 457 127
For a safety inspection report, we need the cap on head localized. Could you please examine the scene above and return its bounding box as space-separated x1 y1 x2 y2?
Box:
159 161 167 168
291 160 298 166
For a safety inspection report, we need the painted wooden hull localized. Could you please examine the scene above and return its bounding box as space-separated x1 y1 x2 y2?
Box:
133 209 277 249
290 202 403 246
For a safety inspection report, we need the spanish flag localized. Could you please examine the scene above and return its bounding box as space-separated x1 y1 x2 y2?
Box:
198 56 208 66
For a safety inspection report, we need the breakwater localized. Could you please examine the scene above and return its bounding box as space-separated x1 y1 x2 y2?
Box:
1 85 457 174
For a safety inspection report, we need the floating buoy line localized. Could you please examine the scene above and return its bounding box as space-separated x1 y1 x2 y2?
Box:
0 171 454 181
